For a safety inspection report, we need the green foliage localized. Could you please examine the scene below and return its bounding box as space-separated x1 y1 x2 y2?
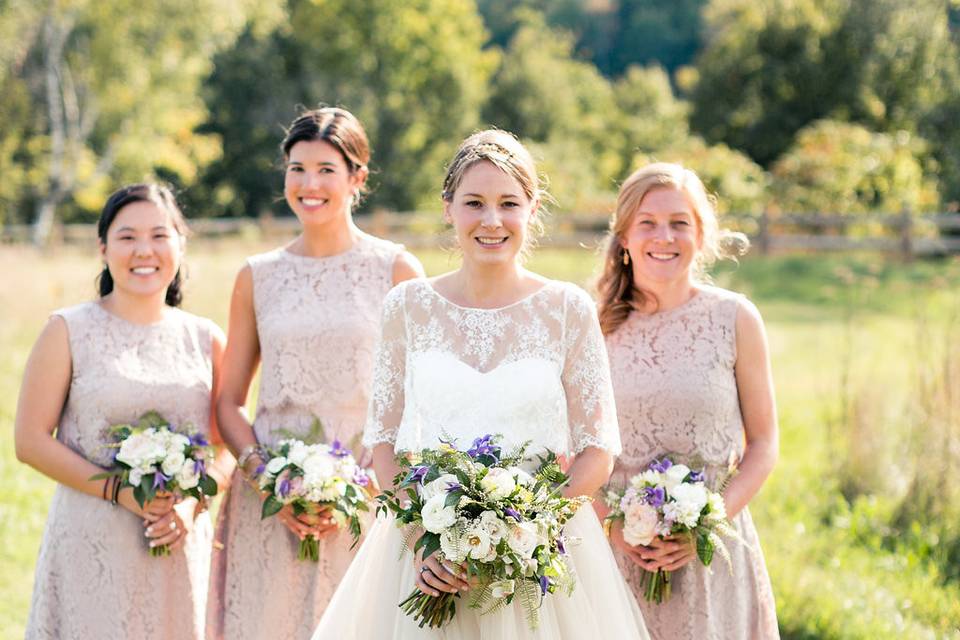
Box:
606 0 708 75
770 120 939 214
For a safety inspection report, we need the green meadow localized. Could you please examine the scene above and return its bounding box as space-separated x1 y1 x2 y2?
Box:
1 243 958 639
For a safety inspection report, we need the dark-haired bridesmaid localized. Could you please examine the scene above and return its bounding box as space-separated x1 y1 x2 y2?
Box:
15 184 233 639
208 107 424 640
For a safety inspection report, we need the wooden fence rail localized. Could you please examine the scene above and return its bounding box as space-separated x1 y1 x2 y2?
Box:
3 212 960 257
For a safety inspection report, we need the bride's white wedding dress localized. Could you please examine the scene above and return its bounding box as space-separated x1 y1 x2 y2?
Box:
311 279 649 639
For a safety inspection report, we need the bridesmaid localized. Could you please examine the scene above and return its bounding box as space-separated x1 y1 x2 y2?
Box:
597 163 780 638
209 107 424 640
14 183 232 639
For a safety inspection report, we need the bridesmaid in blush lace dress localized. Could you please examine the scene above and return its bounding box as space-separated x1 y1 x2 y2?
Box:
15 184 232 639
208 107 424 640
597 163 780 639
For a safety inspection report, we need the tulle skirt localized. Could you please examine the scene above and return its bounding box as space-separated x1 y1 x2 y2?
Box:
311 506 649 639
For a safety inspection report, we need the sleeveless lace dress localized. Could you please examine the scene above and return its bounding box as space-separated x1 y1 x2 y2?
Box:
25 302 217 640
310 278 649 640
605 285 779 639
207 233 405 640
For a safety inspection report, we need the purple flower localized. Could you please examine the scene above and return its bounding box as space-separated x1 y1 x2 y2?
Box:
409 465 429 485
329 439 351 459
649 458 673 473
277 476 292 498
446 482 461 493
192 458 206 477
353 468 370 487
688 470 705 484
467 434 499 461
644 486 666 507
503 507 523 522
254 462 266 477
189 433 209 447
152 471 169 491
539 575 550 595
557 534 566 555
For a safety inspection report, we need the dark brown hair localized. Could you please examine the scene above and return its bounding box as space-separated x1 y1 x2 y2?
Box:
97 183 189 307
282 107 370 194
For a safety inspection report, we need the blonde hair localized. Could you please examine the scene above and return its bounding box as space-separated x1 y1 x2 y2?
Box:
597 162 748 335
441 130 546 258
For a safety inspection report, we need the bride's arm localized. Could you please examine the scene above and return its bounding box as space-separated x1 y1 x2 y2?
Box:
370 443 402 493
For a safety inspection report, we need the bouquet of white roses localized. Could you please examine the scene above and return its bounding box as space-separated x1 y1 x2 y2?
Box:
258 438 371 561
378 434 588 629
94 411 218 557
604 457 736 603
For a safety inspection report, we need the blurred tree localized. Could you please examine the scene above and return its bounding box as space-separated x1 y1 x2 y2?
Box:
605 0 708 75
199 0 495 215
7 0 258 243
482 12 620 211
770 120 939 214
689 0 847 166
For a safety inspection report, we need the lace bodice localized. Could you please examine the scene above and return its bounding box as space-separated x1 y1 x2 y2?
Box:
55 302 217 465
362 279 621 456
248 233 403 449
605 285 745 479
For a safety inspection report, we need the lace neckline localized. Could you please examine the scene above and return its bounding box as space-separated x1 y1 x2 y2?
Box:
423 278 556 312
279 233 369 263
630 285 708 322
92 300 178 329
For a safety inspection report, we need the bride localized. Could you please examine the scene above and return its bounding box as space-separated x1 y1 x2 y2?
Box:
311 130 649 639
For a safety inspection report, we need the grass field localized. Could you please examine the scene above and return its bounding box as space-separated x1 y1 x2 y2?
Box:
1 241 959 638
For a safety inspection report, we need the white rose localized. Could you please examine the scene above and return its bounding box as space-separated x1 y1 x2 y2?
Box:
479 510 507 543
420 474 459 502
116 432 165 469
167 433 190 453
286 441 309 466
489 579 515 599
301 452 335 480
622 502 659 546
671 483 708 515
176 463 200 490
161 451 186 476
462 525 495 562
505 521 543 558
663 464 691 491
129 468 143 486
265 456 288 476
480 468 516 500
421 494 457 534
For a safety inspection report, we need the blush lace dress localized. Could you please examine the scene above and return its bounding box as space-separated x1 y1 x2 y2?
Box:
605 285 779 639
310 279 649 640
207 233 405 640
25 302 218 640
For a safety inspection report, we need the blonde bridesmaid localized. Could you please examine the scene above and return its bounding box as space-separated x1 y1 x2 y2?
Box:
15 184 232 639
208 107 424 640
597 163 780 638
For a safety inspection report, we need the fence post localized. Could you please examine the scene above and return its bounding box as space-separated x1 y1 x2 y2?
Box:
757 209 771 255
898 208 913 261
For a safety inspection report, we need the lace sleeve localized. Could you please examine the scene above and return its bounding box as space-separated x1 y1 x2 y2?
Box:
562 286 622 455
361 284 408 448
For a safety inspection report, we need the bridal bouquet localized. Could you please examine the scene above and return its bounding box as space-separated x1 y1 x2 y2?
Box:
259 438 371 560
378 434 588 629
94 411 218 556
604 457 735 603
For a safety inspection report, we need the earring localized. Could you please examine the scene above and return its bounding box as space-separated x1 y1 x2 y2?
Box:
622 250 630 266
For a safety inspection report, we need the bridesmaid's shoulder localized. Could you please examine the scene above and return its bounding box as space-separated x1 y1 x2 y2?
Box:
50 300 99 323
698 284 763 322
169 308 226 343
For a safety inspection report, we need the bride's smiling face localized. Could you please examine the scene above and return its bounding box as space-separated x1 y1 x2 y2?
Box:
443 161 539 267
